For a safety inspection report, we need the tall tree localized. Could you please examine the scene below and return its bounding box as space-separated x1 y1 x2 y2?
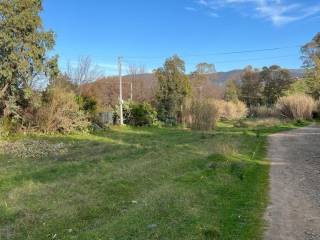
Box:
195 63 216 75
240 66 263 108
0 0 57 119
155 55 190 123
301 32 320 99
260 65 293 105
190 62 219 99
224 79 240 102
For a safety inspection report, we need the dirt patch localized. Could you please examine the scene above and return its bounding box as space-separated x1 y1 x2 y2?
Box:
265 125 320 240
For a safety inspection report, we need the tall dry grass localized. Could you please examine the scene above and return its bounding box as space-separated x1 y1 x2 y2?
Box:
214 100 248 120
276 94 316 120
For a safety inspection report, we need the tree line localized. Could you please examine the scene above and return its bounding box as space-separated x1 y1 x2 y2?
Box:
1 0 320 133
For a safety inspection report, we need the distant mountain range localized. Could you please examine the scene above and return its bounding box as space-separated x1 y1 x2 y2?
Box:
208 68 304 87
124 68 305 87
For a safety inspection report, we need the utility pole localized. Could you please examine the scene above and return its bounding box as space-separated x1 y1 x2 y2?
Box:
118 57 124 125
130 81 133 101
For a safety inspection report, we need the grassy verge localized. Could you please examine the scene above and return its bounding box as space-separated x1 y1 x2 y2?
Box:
0 120 308 239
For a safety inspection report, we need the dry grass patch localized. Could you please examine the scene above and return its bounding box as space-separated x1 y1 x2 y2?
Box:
0 140 70 159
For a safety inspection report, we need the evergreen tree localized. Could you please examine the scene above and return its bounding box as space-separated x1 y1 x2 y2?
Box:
0 0 58 119
240 66 263 108
155 55 191 123
224 79 239 102
301 32 320 100
261 65 293 106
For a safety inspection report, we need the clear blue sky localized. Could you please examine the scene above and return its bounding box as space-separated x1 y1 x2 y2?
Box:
42 0 320 75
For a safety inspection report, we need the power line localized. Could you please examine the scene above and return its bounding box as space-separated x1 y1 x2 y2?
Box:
58 43 302 62
122 44 301 60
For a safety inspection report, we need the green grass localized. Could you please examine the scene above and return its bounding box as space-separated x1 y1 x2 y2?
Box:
0 120 307 239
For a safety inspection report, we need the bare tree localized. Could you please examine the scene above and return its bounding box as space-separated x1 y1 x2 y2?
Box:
66 56 103 94
127 64 146 101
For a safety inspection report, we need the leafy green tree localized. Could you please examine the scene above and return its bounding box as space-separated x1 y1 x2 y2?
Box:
285 79 308 96
155 55 191 123
260 65 293 105
301 32 320 99
240 66 263 108
0 0 57 120
224 79 240 102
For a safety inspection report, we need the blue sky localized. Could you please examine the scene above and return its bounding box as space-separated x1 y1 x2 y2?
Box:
42 0 320 75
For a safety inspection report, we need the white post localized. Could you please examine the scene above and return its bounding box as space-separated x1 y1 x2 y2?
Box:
130 81 133 101
118 57 124 125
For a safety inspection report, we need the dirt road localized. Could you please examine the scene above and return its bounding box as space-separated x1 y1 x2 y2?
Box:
265 125 320 240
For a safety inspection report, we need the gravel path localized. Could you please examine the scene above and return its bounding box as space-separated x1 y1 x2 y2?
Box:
265 124 320 240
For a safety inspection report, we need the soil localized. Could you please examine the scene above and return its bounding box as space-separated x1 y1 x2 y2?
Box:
265 124 320 240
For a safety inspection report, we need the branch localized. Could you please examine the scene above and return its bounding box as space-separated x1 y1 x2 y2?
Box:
0 82 10 98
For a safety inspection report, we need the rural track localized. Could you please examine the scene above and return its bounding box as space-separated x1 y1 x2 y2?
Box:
264 124 320 240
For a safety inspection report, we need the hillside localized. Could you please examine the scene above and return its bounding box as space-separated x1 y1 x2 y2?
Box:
123 68 305 87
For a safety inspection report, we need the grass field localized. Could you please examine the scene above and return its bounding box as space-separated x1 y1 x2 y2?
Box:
0 120 306 240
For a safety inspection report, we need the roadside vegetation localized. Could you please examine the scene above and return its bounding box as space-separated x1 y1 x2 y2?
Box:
1 1 320 239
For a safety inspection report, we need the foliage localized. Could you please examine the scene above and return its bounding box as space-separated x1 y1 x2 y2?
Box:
224 79 240 102
260 65 293 105
34 86 89 133
76 95 97 115
155 55 191 124
240 66 263 108
215 100 248 120
251 105 278 118
187 100 218 130
114 101 158 126
0 0 58 120
301 32 320 100
239 65 293 107
314 100 320 119
276 94 316 120
285 79 308 96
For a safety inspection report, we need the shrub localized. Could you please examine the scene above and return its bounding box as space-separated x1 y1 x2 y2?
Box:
0 117 19 136
313 100 320 119
113 101 158 126
76 95 97 115
35 87 89 133
276 94 316 120
187 100 218 131
251 106 278 118
214 100 248 120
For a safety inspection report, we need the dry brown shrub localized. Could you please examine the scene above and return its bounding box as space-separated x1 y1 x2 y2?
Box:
276 94 316 120
186 100 218 130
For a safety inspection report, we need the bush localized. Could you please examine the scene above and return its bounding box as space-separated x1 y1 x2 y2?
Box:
251 106 278 118
313 100 320 119
187 100 218 131
35 87 89 133
276 94 316 120
76 95 97 115
214 100 248 120
114 101 158 126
